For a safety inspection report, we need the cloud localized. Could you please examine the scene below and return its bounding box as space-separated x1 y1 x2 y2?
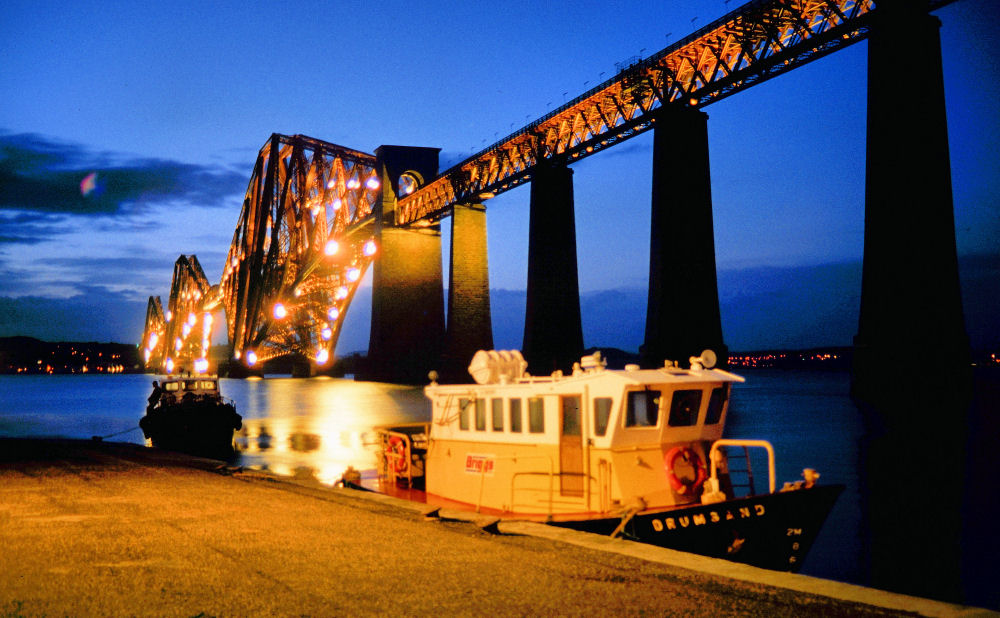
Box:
0 132 247 217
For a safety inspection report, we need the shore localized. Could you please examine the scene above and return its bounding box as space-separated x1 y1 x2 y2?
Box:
0 439 988 617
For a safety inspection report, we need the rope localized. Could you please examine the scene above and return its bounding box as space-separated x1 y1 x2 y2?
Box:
91 426 142 442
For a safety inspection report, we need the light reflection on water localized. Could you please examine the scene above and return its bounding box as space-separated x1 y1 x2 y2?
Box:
222 376 429 485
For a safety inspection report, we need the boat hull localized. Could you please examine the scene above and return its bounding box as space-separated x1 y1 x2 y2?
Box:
552 484 844 572
140 400 242 461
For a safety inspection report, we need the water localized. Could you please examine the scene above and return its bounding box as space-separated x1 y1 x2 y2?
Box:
0 369 988 607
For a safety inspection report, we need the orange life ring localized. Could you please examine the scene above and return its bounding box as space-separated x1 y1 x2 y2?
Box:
387 436 408 475
664 446 708 495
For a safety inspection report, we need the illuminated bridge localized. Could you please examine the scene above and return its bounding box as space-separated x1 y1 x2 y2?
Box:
143 0 968 390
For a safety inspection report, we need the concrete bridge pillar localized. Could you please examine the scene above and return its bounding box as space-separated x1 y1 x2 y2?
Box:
853 0 969 400
364 145 445 384
442 203 493 381
642 107 726 368
523 163 584 375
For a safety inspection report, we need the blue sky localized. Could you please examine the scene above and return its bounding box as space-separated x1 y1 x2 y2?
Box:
1 0 997 353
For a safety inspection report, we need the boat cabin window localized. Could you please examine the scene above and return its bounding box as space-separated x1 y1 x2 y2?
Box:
626 390 660 428
510 399 523 432
593 397 612 436
528 397 545 433
164 382 180 392
491 398 504 431
475 398 487 431
705 386 728 425
668 389 702 426
458 398 471 430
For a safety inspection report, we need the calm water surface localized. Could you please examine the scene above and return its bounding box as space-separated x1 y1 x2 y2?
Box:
0 369 863 583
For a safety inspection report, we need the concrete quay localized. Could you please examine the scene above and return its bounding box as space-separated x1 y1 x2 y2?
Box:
0 438 990 617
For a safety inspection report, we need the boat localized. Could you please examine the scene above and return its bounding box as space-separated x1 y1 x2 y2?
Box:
348 349 843 573
139 376 243 460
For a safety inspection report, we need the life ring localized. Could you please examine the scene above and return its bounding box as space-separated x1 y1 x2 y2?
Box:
387 436 409 475
664 446 708 495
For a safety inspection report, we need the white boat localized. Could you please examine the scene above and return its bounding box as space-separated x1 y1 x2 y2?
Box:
351 349 842 572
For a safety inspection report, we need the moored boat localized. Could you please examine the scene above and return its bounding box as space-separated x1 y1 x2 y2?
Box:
349 349 843 572
140 376 243 460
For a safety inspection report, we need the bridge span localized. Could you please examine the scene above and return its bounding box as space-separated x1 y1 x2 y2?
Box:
142 0 968 392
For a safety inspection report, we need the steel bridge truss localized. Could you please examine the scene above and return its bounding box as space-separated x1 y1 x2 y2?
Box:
220 134 381 369
141 255 216 373
395 0 950 225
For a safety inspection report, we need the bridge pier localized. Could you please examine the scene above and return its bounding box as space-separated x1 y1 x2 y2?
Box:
522 163 584 375
364 146 445 384
442 202 493 381
852 3 971 604
853 1 969 401
642 107 726 368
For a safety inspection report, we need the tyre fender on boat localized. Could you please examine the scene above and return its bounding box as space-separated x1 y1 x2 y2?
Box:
664 446 708 495
387 436 408 475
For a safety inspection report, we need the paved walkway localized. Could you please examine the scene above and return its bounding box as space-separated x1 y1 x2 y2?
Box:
0 439 988 617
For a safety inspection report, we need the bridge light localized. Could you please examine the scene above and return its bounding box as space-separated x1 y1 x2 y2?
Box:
165 311 172 323
234 350 242 360
324 239 339 256
246 350 257 367
194 358 209 374
688 97 698 106
347 268 361 282
316 348 329 365
231 256 239 268
148 332 159 348
327 307 340 321
321 325 332 340
188 313 197 326
273 303 287 319
346 178 360 190
365 177 380 190
144 349 151 362
363 239 377 256
165 358 175 373
175 337 183 351
182 323 191 338
332 198 342 210
327 179 336 189
335 286 348 300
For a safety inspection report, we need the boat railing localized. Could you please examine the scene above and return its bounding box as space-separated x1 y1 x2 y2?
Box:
708 439 776 496
471 454 557 518
375 423 430 488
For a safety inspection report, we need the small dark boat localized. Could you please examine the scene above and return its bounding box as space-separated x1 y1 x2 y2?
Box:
140 376 242 460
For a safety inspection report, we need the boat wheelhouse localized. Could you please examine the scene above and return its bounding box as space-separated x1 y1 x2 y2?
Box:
362 350 843 572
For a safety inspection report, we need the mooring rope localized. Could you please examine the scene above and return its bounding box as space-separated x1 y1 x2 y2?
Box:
91 426 142 441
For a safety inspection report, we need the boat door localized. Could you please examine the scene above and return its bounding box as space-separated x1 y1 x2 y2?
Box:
560 395 584 496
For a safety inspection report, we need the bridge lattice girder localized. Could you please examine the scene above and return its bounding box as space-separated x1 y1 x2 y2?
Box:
391 0 954 226
141 296 166 368
141 255 217 372
221 133 380 367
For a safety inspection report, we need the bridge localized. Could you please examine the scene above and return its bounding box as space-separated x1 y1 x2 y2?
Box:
142 0 967 391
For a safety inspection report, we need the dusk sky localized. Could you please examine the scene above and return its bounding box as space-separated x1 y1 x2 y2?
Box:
1 0 997 354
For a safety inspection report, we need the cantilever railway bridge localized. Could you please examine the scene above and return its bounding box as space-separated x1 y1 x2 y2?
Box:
142 0 967 386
